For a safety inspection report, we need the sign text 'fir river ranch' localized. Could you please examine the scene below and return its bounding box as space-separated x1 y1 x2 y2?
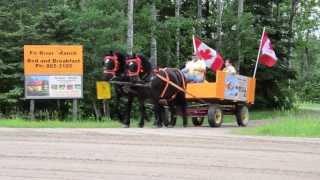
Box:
24 45 83 75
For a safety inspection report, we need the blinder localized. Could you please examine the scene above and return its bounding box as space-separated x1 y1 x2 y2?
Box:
103 55 119 76
126 56 143 77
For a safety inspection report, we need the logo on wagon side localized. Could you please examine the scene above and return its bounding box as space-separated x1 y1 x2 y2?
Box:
224 74 248 101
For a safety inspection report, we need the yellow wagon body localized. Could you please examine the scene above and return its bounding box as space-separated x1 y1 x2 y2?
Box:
186 71 256 104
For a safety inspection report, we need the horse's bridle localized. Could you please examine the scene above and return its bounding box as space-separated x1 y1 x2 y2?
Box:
126 56 143 77
104 55 119 76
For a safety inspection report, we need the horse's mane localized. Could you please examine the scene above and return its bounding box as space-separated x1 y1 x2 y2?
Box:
113 51 126 73
136 54 152 75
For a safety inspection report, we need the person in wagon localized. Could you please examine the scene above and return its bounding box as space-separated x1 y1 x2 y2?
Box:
223 59 237 74
181 54 206 83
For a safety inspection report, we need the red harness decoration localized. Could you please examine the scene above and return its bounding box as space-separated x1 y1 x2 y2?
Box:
159 68 170 98
126 56 143 77
156 68 186 100
155 68 205 103
154 68 187 101
104 55 119 76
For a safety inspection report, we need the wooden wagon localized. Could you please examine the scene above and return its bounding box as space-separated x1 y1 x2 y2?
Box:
184 71 256 127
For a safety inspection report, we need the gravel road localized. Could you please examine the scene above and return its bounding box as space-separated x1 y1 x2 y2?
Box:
0 125 319 180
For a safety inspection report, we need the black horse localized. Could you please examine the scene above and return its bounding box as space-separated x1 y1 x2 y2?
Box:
103 52 149 127
126 56 188 127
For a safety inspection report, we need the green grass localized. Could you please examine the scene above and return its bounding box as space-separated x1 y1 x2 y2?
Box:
0 119 122 128
222 110 282 123
0 110 294 128
238 103 320 138
1 103 319 132
242 118 320 137
299 102 320 111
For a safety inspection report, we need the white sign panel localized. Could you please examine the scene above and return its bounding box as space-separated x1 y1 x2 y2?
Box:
25 75 82 99
224 73 248 101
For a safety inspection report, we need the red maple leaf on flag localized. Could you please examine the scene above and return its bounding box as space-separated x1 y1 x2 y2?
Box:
198 49 212 59
193 36 224 71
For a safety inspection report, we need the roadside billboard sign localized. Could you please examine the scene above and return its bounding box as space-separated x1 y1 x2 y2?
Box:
24 45 83 99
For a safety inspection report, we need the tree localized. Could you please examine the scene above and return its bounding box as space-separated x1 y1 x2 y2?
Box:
175 0 181 66
287 0 299 68
150 2 157 67
293 0 320 102
0 1 32 115
127 0 134 55
0 0 319 118
217 0 223 50
237 0 244 71
197 0 202 18
71 0 127 117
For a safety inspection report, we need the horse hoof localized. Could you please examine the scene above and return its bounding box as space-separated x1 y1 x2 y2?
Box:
167 125 173 128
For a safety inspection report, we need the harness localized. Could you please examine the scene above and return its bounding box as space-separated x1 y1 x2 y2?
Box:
126 56 143 77
104 55 119 76
156 68 186 101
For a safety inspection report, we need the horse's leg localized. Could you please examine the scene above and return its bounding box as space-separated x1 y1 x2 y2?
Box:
159 105 165 127
115 88 123 121
152 100 163 128
144 109 150 122
138 98 145 128
123 96 133 128
141 98 150 122
178 92 188 127
168 104 176 127
162 105 169 127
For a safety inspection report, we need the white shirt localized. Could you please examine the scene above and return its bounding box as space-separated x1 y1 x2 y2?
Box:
223 65 236 74
186 60 206 77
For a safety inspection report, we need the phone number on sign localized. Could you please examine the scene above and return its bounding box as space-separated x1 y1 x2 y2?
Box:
46 64 73 68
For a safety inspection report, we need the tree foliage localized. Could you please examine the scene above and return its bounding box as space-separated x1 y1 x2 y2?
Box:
0 0 319 117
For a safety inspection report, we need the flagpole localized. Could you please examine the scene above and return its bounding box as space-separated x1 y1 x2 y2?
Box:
253 27 266 78
192 35 197 54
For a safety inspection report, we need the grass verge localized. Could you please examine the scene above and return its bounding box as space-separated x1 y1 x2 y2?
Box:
0 119 122 128
1 103 319 130
238 103 320 138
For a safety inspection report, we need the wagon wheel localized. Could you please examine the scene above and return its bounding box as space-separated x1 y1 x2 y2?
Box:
235 105 249 127
192 117 204 126
208 105 223 127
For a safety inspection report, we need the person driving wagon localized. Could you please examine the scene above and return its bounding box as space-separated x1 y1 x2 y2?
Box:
181 55 206 83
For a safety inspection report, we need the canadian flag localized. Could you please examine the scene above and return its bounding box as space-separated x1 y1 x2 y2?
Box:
193 36 224 71
259 32 277 67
